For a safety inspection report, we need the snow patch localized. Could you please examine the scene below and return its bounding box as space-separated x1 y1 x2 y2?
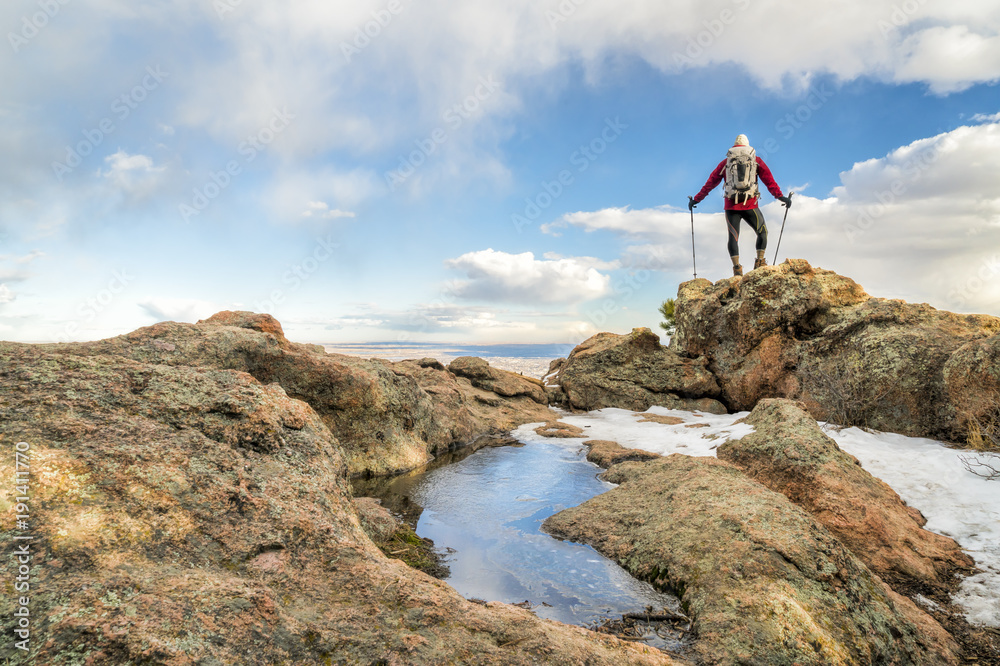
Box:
827 426 1000 628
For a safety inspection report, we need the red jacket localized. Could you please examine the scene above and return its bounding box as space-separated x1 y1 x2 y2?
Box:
693 156 784 211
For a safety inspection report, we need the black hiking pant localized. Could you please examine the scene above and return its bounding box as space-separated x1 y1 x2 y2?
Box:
725 208 767 257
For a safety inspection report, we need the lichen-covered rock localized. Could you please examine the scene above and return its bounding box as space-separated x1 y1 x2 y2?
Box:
353 497 404 543
543 454 960 665
550 328 725 413
61 315 437 476
391 357 554 447
447 356 548 404
199 310 290 341
59 312 557 477
535 421 586 438
672 260 1000 442
584 440 661 468
718 399 975 595
0 341 679 666
943 332 1000 434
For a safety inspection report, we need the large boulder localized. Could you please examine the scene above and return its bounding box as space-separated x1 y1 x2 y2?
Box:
943 332 1000 436
63 312 556 477
549 327 726 413
447 356 548 404
671 260 1000 441
389 356 554 446
718 399 975 595
0 340 679 665
543 454 960 665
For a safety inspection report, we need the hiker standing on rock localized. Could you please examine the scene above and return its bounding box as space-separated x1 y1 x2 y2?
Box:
688 134 791 276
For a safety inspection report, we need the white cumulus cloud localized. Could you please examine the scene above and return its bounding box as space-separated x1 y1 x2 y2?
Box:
891 26 1000 94
445 249 613 304
100 150 166 195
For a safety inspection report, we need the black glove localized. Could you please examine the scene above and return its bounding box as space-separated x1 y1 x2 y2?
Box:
688 197 697 211
779 194 793 208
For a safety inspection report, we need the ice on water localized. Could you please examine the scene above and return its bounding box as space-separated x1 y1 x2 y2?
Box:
410 435 682 631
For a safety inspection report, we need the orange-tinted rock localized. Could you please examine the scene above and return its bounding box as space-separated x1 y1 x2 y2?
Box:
584 440 660 468
718 399 975 595
199 310 288 342
448 356 547 404
551 327 725 414
672 260 1000 442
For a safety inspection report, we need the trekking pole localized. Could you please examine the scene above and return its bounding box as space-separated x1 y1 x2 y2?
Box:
688 197 697 279
772 191 793 266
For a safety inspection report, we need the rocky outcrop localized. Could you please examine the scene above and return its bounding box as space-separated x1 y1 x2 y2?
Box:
543 454 960 665
63 311 555 476
943 332 1000 435
448 356 548 404
671 259 1000 442
718 399 975 596
548 327 726 414
0 338 679 665
390 357 553 448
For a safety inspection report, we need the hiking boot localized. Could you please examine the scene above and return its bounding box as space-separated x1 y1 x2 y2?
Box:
754 257 767 270
732 264 743 276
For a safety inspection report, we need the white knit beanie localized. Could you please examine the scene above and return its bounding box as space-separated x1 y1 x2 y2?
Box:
734 134 749 146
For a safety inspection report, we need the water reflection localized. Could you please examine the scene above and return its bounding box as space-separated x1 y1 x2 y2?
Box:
355 437 685 650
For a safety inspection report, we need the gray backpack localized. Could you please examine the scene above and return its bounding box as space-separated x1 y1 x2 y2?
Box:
724 145 759 204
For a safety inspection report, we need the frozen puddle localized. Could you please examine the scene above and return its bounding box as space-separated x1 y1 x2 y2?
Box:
359 432 685 649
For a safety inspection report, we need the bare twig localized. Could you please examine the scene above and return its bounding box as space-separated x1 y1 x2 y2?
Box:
959 453 1000 481
622 610 690 623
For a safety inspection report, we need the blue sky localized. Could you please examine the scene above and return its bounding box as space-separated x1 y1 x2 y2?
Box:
1 1 999 345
